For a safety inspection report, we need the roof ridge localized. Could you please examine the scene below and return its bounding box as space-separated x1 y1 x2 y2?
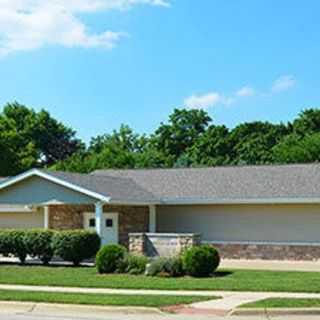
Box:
92 162 320 173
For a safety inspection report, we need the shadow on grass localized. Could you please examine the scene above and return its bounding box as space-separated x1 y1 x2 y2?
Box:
213 270 233 278
0 261 94 268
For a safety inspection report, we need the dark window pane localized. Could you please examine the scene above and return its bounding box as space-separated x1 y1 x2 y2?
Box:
106 219 113 227
89 218 96 227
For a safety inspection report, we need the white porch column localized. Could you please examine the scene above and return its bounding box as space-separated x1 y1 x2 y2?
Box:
149 205 157 233
44 206 49 229
95 202 104 243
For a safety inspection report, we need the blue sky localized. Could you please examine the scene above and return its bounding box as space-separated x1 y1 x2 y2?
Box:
0 0 319 142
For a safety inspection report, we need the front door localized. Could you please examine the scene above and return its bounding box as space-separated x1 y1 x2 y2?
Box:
83 212 119 244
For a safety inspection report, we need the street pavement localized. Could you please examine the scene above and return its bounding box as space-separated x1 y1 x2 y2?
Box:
0 302 320 320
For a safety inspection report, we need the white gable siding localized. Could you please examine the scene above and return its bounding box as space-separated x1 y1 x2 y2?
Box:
0 176 96 205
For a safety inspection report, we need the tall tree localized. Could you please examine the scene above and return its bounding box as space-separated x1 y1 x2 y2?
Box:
188 125 231 166
228 121 289 165
0 102 83 175
151 108 212 166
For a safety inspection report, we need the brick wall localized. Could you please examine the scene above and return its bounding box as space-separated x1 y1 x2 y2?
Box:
211 243 320 261
48 204 149 246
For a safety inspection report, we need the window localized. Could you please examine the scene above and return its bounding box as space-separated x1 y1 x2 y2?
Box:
89 218 96 227
106 218 113 227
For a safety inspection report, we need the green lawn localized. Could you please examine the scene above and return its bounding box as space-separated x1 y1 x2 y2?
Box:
1 265 320 293
241 298 320 309
0 289 215 307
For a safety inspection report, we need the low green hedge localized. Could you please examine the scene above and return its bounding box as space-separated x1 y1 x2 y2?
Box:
52 230 101 266
24 229 54 265
0 229 100 265
0 230 27 263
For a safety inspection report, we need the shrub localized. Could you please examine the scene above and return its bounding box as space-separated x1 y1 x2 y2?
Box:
115 255 148 275
0 230 27 263
145 257 167 277
52 230 100 266
164 256 185 277
24 229 54 264
182 245 220 277
146 256 184 277
96 244 127 274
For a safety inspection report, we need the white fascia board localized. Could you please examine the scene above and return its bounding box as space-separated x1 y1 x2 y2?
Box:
0 205 35 213
108 199 159 206
0 169 110 203
161 197 320 205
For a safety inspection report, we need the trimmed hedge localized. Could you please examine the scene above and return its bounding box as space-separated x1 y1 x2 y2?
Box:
96 244 127 274
52 230 101 266
182 245 220 277
0 230 27 263
24 229 54 265
0 229 100 265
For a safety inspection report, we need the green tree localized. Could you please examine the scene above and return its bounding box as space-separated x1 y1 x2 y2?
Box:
188 125 231 166
0 102 83 175
228 121 288 165
273 133 320 164
151 108 212 166
292 109 320 136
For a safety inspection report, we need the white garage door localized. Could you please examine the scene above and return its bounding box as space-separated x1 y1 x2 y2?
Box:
157 204 320 243
0 211 44 229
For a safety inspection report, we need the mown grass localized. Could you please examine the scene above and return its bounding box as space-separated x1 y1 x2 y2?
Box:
0 265 320 293
241 298 320 309
0 290 215 307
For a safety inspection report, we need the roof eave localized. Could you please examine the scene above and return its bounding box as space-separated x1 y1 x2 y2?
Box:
160 197 320 205
0 169 111 203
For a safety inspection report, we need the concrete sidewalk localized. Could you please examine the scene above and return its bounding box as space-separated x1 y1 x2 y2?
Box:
2 284 320 315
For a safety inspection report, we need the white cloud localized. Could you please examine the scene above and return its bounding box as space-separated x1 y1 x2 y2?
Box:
184 92 232 110
271 75 296 93
236 86 255 97
184 92 221 109
0 0 170 56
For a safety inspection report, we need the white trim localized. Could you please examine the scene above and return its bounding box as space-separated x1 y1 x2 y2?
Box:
0 205 35 213
203 240 320 246
0 169 110 203
161 197 320 205
94 202 104 240
44 206 49 229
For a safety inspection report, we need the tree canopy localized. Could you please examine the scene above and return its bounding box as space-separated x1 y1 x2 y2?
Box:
1 102 320 176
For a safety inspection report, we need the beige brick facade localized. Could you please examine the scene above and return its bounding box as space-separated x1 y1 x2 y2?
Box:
211 243 320 261
48 204 149 246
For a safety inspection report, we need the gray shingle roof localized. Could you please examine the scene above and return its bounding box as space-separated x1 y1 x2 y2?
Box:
92 164 320 203
40 170 158 203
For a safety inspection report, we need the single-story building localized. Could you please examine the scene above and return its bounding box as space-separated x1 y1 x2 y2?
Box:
1 164 320 260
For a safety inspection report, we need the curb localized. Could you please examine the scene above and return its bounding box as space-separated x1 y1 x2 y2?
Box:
231 307 320 316
0 301 163 315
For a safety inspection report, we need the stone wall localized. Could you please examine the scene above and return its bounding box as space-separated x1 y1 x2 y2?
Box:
129 233 201 257
48 204 149 247
211 242 320 261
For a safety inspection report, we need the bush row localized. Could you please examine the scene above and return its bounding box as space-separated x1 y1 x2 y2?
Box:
0 229 100 265
96 244 220 277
